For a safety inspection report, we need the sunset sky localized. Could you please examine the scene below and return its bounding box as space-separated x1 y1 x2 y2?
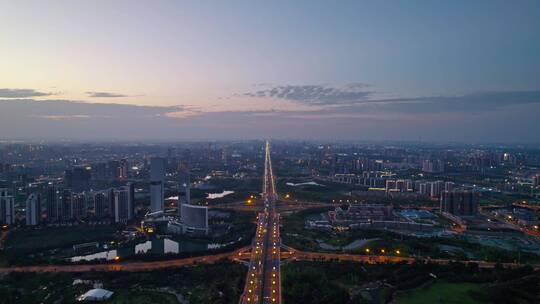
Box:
1 0 539 142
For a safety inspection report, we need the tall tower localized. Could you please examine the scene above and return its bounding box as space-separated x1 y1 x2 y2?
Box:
46 185 59 222
114 185 134 223
25 193 41 226
150 157 165 213
0 188 15 225
178 164 191 217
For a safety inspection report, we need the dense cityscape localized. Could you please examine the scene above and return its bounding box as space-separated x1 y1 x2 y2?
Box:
0 140 539 303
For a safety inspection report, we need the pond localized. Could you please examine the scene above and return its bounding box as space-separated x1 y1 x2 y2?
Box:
206 190 234 199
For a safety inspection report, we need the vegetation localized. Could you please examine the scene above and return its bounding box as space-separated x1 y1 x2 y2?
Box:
110 291 178 304
1 226 117 265
0 260 246 304
396 281 483 304
282 260 540 304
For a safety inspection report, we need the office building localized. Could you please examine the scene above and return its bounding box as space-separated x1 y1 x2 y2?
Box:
440 190 478 216
0 188 15 225
150 157 165 212
180 203 208 235
114 184 134 223
25 193 41 226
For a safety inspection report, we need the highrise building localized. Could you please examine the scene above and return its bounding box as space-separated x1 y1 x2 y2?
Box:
25 193 41 226
444 181 455 192
93 190 111 219
0 188 15 225
59 189 73 221
150 157 165 212
72 192 87 220
107 160 120 180
114 184 134 223
422 159 445 173
440 190 478 216
533 175 539 188
178 165 191 213
46 185 60 222
429 181 445 198
118 159 129 180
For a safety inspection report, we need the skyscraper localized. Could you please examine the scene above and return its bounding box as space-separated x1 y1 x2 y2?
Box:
25 193 41 226
93 190 110 219
150 157 165 212
46 185 59 222
0 188 15 225
71 192 87 220
114 185 134 223
178 164 191 216
59 189 73 221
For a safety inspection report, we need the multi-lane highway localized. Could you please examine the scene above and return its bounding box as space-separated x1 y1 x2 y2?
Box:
240 141 281 304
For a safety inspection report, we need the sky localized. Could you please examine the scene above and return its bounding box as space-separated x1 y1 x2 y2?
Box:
1 0 539 142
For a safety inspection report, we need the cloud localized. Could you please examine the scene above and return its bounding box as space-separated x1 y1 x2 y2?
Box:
0 88 54 98
242 84 373 106
243 84 540 114
347 90 540 114
86 91 129 98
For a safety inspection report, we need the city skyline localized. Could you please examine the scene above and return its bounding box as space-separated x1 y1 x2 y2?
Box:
1 1 540 142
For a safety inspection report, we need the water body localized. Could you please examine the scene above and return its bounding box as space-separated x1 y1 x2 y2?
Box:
70 238 209 262
206 190 234 199
286 181 324 187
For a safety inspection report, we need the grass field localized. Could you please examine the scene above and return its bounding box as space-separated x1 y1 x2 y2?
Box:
396 281 484 304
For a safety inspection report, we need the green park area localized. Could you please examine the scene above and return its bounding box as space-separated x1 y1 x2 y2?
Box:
396 281 483 304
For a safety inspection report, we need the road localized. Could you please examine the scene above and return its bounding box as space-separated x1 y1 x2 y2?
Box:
240 141 281 304
0 249 246 273
289 250 534 270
